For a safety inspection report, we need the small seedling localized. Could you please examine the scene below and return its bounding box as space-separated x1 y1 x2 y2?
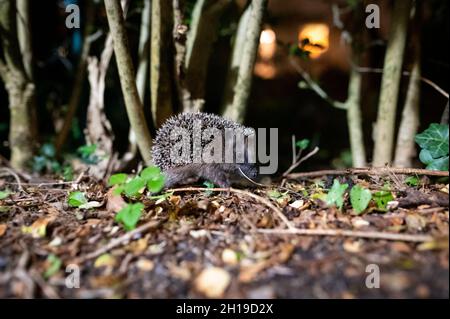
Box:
115 203 145 231
326 179 348 210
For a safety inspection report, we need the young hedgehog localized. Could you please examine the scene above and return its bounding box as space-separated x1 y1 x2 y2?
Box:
151 112 258 188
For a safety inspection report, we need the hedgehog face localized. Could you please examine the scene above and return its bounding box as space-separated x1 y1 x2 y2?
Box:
237 163 258 179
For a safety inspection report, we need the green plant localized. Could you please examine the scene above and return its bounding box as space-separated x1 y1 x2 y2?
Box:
77 144 99 164
67 191 87 208
115 203 145 231
44 254 62 279
326 179 348 210
405 176 419 187
109 166 166 198
373 189 394 212
350 185 372 214
0 190 11 200
415 123 449 171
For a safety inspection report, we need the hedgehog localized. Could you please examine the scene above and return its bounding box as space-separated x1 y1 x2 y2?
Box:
151 112 258 188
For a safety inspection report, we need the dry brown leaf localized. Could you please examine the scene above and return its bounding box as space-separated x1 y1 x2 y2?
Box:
106 187 126 213
21 216 56 238
0 224 6 237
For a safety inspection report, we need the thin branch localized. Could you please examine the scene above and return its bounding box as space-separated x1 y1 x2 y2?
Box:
167 187 296 230
257 228 433 243
282 146 319 177
287 167 449 179
355 66 449 99
289 57 347 110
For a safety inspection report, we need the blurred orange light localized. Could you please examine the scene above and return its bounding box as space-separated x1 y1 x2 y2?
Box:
258 28 276 60
298 23 329 58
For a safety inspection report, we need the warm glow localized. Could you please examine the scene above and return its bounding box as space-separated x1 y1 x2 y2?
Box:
258 28 276 60
298 23 329 58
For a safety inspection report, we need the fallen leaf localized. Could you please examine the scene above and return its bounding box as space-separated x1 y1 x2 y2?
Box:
405 214 427 231
289 200 304 209
136 258 154 271
343 240 362 253
195 267 231 298
22 216 56 238
0 224 6 237
94 254 117 268
222 248 239 266
106 187 126 213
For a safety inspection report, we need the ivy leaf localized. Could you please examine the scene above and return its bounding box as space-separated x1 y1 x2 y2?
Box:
140 166 161 180
296 139 310 150
350 185 372 214
405 176 419 187
115 203 144 231
326 179 348 210
373 190 394 211
415 124 449 158
124 177 146 197
68 191 88 207
44 254 62 279
425 156 449 171
419 149 434 165
0 190 11 200
108 173 128 186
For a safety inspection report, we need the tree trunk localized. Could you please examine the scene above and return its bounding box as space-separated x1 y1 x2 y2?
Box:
222 0 267 123
346 65 366 167
183 0 231 111
394 50 421 167
150 0 174 127
372 0 412 166
55 3 95 153
104 0 153 165
0 0 36 170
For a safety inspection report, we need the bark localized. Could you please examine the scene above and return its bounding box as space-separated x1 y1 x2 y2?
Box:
222 0 267 123
184 0 231 111
346 65 366 167
440 102 449 125
394 53 421 167
55 3 95 153
122 0 152 164
104 0 153 165
0 0 36 169
372 0 412 166
150 0 174 127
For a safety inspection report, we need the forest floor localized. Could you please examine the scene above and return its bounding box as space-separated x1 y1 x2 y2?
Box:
0 171 448 298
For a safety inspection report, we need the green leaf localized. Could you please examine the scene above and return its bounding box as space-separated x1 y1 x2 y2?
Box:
108 173 128 186
41 143 56 158
426 156 449 171
415 123 449 158
44 254 62 279
296 139 310 150
115 203 144 231
419 149 434 165
113 185 125 196
0 190 11 200
326 179 348 210
124 177 146 197
77 144 97 157
405 176 419 187
373 190 394 211
63 165 74 181
147 175 166 193
148 192 173 200
203 181 215 196
140 166 161 180
68 191 88 207
350 185 372 214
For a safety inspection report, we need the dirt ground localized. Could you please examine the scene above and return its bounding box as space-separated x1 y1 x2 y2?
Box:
0 173 448 298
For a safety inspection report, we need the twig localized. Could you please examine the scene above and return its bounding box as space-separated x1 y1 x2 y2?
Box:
167 187 295 230
283 146 319 177
287 167 449 179
257 228 434 243
0 168 24 191
71 218 165 264
237 167 267 187
289 58 347 109
355 66 449 99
